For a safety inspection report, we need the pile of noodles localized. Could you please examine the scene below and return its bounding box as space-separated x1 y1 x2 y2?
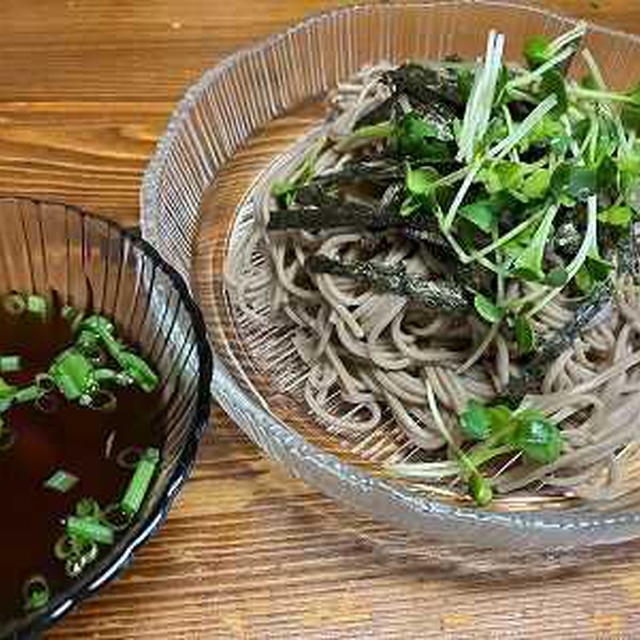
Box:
225 64 640 505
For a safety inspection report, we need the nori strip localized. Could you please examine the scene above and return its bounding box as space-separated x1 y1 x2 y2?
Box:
305 254 471 311
355 63 462 129
268 185 440 236
498 282 612 406
383 63 463 113
617 222 640 282
311 159 406 187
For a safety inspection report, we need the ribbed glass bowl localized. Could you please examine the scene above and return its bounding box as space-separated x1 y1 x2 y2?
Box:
141 1 640 550
0 198 212 638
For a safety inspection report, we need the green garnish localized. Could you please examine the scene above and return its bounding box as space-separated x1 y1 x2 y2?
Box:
452 401 564 504
469 474 493 506
598 205 633 227
0 355 21 373
394 112 450 159
460 400 492 441
270 25 640 508
459 201 497 234
76 497 102 519
79 316 159 392
512 204 558 281
66 516 114 546
23 574 50 611
54 534 77 560
514 315 536 355
27 294 48 319
512 413 563 464
473 292 503 324
44 469 79 494
121 447 160 515
405 166 439 198
2 293 26 316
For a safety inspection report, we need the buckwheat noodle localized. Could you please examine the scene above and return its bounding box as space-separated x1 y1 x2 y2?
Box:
225 64 640 505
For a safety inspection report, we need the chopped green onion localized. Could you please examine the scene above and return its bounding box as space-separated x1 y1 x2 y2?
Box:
27 294 48 319
0 355 21 373
14 384 42 404
62 305 85 333
76 497 101 519
44 469 79 493
49 349 95 402
23 574 50 611
121 447 160 516
2 293 26 315
54 534 78 560
111 352 158 393
66 516 114 545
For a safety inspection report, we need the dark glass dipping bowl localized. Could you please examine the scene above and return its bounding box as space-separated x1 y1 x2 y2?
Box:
0 198 212 639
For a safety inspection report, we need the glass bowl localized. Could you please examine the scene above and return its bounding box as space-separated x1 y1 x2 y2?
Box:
141 1 640 550
0 198 212 638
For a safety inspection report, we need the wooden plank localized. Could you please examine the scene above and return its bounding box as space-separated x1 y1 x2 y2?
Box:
0 0 632 637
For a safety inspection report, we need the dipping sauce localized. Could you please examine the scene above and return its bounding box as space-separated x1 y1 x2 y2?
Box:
0 292 163 623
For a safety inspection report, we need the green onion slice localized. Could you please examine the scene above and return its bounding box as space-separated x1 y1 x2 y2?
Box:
121 448 160 516
44 469 79 493
23 574 50 611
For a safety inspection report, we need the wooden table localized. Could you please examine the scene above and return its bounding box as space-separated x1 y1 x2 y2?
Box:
1 0 638 637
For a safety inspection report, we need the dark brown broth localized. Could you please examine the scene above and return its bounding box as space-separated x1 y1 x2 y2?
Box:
0 301 163 622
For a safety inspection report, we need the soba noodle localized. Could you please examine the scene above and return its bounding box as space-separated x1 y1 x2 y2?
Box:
225 62 640 505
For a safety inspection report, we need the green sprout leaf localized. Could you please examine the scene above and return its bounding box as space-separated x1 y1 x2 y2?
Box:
598 205 633 227
469 474 493 506
351 121 394 140
474 293 504 324
512 414 563 464
521 168 551 201
460 400 493 441
540 70 568 115
394 112 451 160
459 201 497 234
512 205 558 282
406 166 439 197
597 156 618 192
457 67 474 102
551 163 598 202
584 253 613 282
480 161 524 194
514 315 536 356
544 267 569 287
271 180 297 208
524 34 551 69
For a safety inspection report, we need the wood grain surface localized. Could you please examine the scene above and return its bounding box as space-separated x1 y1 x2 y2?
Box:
0 0 636 638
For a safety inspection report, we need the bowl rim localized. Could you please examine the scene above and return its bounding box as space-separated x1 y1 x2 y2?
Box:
0 196 213 639
140 0 640 549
